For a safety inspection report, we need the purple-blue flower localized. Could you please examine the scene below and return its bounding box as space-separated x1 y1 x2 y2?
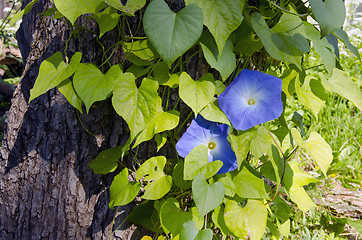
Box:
218 69 283 131
176 115 237 174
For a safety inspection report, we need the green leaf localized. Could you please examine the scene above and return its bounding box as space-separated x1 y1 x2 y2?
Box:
172 162 192 190
212 206 233 237
321 69 362 111
105 0 146 16
126 65 151 78
186 0 245 53
180 221 213 240
58 79 83 113
143 0 203 65
73 63 122 113
304 22 336 73
288 185 316 211
89 146 123 174
153 61 170 85
216 174 235 197
195 229 213 240
126 201 159 232
179 72 216 115
10 0 38 25
93 6 120 38
250 126 273 159
251 13 310 70
200 31 236 81
183 145 223 180
136 156 172 200
224 199 267 240
123 40 156 66
199 100 230 125
109 168 141 209
233 166 269 199
291 129 332 176
190 207 204 230
333 29 360 59
296 76 325 118
160 198 193 235
192 174 224 217
232 14 263 55
54 0 102 25
112 74 161 140
133 110 179 147
30 52 82 102
309 0 345 36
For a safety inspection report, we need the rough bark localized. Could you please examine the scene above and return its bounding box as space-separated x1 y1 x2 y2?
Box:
0 0 200 239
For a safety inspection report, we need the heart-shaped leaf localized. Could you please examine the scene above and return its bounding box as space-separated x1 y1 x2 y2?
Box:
309 0 345 36
73 63 122 113
105 0 146 16
186 0 245 53
54 0 102 25
58 79 83 113
184 145 223 180
136 156 172 200
93 6 120 38
112 74 161 140
192 174 224 217
30 52 82 102
143 0 203 65
224 199 267 240
179 72 216 115
109 168 141 209
160 198 193 235
233 166 269 199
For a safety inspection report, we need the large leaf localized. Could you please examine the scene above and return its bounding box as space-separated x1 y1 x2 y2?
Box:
73 63 122 113
105 0 146 16
183 145 223 180
89 146 123 174
186 0 245 53
133 110 179 148
10 0 38 25
233 166 269 199
143 0 203 65
192 174 224 217
54 0 102 25
112 74 161 140
179 72 215 115
288 185 316 211
296 76 325 118
136 156 172 200
291 128 332 175
224 199 267 240
200 31 236 81
309 0 345 36
251 13 310 70
321 68 362 111
109 168 141 209
160 198 193 236
30 52 82 102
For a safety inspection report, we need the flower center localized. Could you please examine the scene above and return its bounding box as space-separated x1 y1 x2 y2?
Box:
208 142 216 150
247 98 256 105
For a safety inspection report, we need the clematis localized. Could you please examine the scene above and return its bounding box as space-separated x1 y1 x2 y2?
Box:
218 69 283 131
176 115 237 174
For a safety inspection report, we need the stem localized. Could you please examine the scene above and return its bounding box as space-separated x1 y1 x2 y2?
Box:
266 0 310 17
266 130 287 203
76 111 97 137
175 111 193 136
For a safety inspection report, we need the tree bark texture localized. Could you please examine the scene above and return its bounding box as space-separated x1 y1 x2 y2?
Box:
0 0 203 239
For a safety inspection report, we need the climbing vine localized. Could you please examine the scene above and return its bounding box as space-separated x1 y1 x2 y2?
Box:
20 0 361 239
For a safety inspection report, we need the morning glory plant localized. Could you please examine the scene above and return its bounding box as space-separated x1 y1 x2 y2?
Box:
176 115 238 174
218 69 283 131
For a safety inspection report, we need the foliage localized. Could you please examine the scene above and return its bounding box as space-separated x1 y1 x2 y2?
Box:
20 0 361 239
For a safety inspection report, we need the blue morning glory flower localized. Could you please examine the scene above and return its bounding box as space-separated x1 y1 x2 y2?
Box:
218 69 283 131
176 115 237 174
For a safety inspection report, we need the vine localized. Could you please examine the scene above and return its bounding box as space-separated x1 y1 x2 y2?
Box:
21 0 362 239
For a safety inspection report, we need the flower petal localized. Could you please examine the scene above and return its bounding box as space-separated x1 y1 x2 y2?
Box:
218 69 283 131
211 140 238 174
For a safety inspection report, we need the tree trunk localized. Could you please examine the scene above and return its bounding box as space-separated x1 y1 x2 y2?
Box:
0 0 154 239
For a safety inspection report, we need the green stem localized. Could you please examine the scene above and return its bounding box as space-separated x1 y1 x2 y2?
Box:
175 111 194 136
266 0 310 17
